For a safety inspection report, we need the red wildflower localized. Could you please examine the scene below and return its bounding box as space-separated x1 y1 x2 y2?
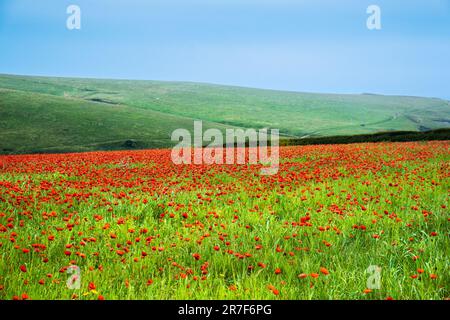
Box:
320 267 330 275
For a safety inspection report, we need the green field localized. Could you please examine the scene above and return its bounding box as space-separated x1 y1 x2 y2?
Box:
1 74 449 154
0 142 448 300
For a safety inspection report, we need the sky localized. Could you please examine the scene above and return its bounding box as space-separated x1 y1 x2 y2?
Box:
0 0 449 99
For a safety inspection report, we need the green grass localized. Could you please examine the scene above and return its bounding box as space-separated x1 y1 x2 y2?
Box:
1 73 450 154
0 142 448 299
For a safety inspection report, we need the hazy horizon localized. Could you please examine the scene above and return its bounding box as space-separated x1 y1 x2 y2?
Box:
1 72 449 101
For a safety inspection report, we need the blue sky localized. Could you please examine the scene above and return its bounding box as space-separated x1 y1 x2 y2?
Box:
0 0 449 99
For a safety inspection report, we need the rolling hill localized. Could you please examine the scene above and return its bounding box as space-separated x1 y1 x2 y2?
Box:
1 73 449 154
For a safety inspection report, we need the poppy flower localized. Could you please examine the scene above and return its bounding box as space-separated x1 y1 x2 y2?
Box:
20 265 27 273
298 273 308 279
310 273 319 278
430 274 438 279
320 267 330 275
363 289 372 294
274 268 282 275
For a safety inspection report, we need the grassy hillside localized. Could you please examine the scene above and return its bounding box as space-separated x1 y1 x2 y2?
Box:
1 73 449 154
0 88 233 154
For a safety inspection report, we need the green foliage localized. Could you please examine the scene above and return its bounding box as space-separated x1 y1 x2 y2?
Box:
1 73 449 154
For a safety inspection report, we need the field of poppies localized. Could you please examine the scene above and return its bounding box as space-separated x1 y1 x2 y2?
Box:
0 141 448 300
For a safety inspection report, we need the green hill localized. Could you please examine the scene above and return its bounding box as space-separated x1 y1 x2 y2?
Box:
1 73 449 154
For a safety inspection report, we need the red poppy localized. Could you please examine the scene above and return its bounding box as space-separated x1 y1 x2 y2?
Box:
88 282 96 291
20 265 27 273
320 267 330 275
274 268 282 275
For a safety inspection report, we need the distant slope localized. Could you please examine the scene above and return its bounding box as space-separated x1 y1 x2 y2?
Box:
1 73 449 154
0 88 233 154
